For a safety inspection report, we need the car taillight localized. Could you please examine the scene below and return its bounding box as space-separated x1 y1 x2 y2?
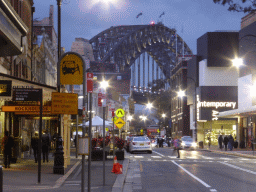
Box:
132 142 136 145
147 142 150 145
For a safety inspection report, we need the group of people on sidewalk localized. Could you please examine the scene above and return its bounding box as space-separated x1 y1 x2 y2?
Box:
1 130 52 168
31 130 52 163
218 135 235 151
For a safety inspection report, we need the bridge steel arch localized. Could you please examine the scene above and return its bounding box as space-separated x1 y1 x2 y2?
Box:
89 23 193 80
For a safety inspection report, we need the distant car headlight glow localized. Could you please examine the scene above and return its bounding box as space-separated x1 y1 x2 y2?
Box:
181 142 185 146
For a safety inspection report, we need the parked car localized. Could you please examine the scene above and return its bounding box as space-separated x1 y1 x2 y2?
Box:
125 136 133 152
180 136 197 150
129 136 152 154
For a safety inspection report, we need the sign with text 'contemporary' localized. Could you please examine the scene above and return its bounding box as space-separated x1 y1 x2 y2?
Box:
51 92 78 114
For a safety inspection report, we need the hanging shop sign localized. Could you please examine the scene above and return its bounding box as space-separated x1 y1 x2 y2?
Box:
0 80 12 97
60 52 84 85
2 105 51 113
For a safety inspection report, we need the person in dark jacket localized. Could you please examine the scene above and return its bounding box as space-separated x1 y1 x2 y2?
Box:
228 135 234 151
31 132 39 163
218 135 223 150
223 135 229 151
2 131 14 168
42 130 50 163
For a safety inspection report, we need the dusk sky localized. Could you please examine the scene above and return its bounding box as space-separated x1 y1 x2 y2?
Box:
33 0 246 54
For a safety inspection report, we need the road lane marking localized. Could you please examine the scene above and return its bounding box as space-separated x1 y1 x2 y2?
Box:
134 156 144 158
139 160 143 172
153 151 165 157
172 160 211 188
151 156 162 158
220 162 256 175
201 156 213 159
210 189 217 191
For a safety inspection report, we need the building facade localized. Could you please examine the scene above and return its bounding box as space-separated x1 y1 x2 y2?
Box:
194 31 239 145
218 12 256 148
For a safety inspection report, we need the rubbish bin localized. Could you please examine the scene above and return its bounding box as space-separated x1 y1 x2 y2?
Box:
199 141 204 149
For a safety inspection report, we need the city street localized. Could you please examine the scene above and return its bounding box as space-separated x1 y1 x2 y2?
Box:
124 148 256 192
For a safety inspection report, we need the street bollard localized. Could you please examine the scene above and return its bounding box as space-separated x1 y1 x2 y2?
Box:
0 165 2 192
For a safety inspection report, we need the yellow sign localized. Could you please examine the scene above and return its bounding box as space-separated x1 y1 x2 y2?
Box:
111 117 117 122
157 129 160 133
114 117 125 129
115 108 125 118
106 128 109 132
140 129 143 133
51 92 78 114
60 53 83 85
2 106 51 115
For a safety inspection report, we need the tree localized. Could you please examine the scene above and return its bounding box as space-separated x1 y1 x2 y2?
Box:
213 0 256 13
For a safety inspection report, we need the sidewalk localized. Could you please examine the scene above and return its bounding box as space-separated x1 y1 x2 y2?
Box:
199 145 256 159
1 148 129 192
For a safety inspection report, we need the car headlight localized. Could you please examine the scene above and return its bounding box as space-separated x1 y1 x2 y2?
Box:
181 142 185 146
192 142 197 147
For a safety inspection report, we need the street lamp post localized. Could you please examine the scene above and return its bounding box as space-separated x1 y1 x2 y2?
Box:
54 0 64 175
100 79 109 186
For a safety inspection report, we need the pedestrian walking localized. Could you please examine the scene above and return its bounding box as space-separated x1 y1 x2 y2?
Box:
2 131 14 168
172 137 181 158
228 135 234 151
42 130 50 163
207 136 211 148
251 136 254 151
223 135 229 151
31 132 39 163
218 135 223 150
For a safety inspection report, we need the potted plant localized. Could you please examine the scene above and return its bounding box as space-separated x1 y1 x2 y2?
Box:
115 137 125 160
91 137 108 161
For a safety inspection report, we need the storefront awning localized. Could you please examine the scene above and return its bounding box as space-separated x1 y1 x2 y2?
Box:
218 106 256 118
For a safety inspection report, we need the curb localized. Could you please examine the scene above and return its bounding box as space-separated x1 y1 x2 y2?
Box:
53 160 81 188
203 149 256 159
112 158 129 192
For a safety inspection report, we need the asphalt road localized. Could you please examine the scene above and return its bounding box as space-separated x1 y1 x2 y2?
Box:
125 148 256 192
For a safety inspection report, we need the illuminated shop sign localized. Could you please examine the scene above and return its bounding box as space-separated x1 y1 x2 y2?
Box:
196 94 236 121
212 110 219 121
0 80 12 96
197 101 236 109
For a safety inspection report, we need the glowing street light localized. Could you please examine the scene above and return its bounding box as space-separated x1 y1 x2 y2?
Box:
127 115 133 121
177 90 185 97
162 113 166 118
100 79 109 89
232 58 243 68
146 102 153 109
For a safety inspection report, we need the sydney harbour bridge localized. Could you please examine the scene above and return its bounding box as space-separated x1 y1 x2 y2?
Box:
89 23 193 104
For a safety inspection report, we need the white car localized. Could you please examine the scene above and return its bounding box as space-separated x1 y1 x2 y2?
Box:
129 136 152 154
181 136 197 150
